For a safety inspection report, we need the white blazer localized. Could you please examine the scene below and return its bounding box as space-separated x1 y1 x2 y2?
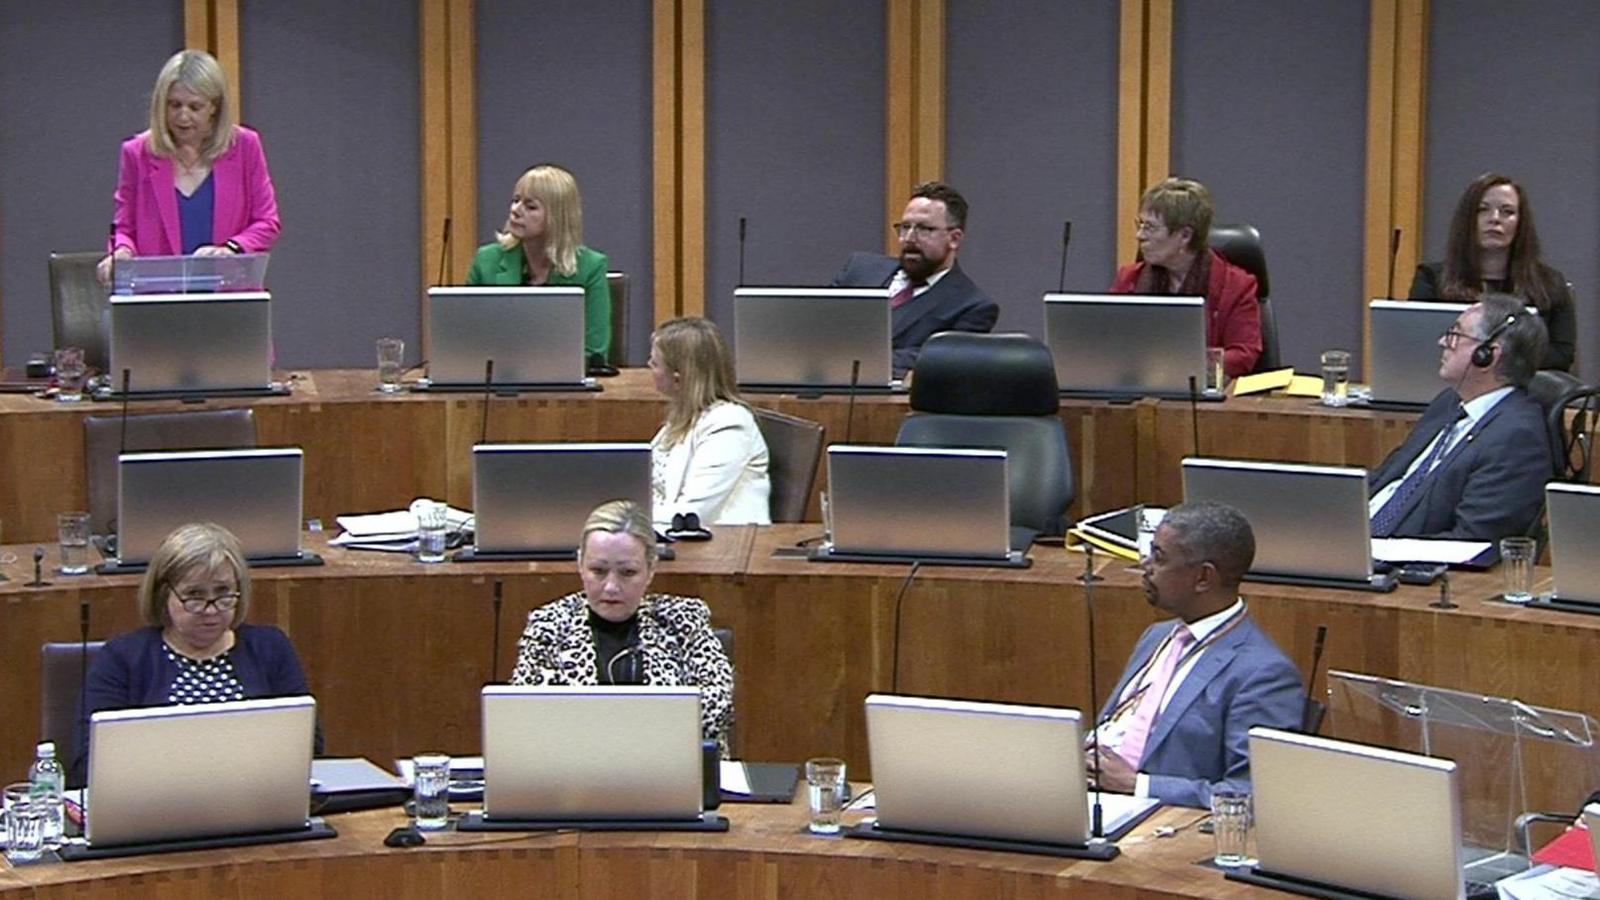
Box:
651 401 771 527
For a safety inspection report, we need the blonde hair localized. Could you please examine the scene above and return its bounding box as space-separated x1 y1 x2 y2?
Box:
653 317 745 447
145 50 237 163
579 500 658 566
494 164 584 277
1141 177 1214 253
138 523 251 629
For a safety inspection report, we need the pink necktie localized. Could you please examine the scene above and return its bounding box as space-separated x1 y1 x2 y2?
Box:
1116 626 1194 767
890 280 923 309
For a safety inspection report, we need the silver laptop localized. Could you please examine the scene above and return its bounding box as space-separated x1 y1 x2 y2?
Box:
84 696 316 847
819 445 1020 564
108 292 274 395
1546 482 1600 605
863 694 1157 845
114 448 306 565
1247 726 1470 900
480 685 704 821
470 442 650 556
1043 293 1208 398
734 287 897 390
1369 300 1470 406
426 286 589 387
1585 803 1600 863
1182 457 1376 584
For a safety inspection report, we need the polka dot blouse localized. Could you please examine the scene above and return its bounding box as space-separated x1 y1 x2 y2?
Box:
163 642 247 705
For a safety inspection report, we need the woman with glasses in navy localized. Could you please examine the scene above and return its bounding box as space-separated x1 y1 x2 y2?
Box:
73 522 318 784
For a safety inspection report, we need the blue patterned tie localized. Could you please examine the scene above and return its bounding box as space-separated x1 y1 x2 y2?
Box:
1371 406 1468 537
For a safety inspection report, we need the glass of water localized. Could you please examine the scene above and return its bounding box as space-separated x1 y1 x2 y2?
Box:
805 757 846 834
1499 536 1537 604
1320 350 1351 407
1204 346 1226 397
1210 790 1254 867
53 347 87 403
3 782 48 862
376 337 405 393
57 511 91 576
412 753 451 830
414 501 448 564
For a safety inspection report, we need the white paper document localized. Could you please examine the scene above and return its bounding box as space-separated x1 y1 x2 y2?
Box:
718 761 752 796
1496 864 1600 899
1372 537 1493 565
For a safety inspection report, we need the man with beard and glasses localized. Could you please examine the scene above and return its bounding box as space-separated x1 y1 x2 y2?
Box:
831 182 998 377
1087 502 1304 810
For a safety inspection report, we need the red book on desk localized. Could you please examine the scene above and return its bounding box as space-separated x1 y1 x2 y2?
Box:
1532 821 1595 872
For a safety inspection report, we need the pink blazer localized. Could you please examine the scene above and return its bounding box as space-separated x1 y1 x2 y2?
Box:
109 126 281 256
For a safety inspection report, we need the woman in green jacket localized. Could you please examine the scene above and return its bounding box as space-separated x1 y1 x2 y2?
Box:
467 164 611 364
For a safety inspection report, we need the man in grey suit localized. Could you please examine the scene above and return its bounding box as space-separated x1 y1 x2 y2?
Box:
1368 293 1552 542
1090 502 1304 810
831 181 998 376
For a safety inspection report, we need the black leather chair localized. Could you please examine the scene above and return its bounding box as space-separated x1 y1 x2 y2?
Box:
83 409 258 536
751 408 825 523
1208 223 1280 372
1529 370 1600 482
606 272 629 367
40 640 106 771
895 332 1074 543
49 251 110 373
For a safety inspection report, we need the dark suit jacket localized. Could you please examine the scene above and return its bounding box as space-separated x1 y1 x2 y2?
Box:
1096 612 1304 810
1368 387 1552 541
830 252 998 376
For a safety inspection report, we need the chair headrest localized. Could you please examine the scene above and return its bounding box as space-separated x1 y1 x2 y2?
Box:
1208 223 1270 298
1526 369 1585 412
909 332 1059 415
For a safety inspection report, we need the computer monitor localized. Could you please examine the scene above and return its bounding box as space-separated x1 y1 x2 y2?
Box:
1545 482 1600 606
465 442 651 560
733 287 897 392
1043 293 1209 399
424 286 592 390
810 445 1027 567
1368 300 1469 407
80 696 318 851
1181 457 1388 590
107 292 275 397
109 448 310 569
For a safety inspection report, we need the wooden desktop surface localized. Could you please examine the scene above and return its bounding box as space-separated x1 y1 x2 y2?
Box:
4 526 1594 816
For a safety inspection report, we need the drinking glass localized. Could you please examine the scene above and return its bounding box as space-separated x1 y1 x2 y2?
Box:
1320 350 1351 407
3 783 47 862
1210 790 1254 867
376 338 405 394
1499 536 1537 604
57 511 91 576
805 757 847 834
54 347 86 403
412 753 451 830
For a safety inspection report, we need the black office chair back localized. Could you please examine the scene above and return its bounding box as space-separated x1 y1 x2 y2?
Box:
897 332 1074 537
751 408 825 523
40 640 107 764
606 271 629 367
83 409 258 536
49 251 110 372
1208 223 1280 372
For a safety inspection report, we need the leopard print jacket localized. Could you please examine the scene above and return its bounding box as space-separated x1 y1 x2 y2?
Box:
508 592 734 755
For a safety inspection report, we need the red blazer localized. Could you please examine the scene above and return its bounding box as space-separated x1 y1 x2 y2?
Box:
1110 248 1263 377
108 126 281 256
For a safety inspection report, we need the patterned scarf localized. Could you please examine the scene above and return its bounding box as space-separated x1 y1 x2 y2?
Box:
1133 247 1212 296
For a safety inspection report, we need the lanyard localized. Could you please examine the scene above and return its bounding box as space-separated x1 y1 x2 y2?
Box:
1101 605 1249 725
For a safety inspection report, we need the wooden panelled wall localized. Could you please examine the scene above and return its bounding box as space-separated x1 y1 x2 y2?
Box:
96 0 1431 371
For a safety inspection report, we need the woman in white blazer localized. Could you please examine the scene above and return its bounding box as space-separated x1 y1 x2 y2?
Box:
647 317 771 529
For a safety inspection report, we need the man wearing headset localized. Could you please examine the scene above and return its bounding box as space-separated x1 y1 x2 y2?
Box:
1368 292 1553 542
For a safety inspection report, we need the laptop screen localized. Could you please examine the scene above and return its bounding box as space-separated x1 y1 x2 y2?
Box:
427 287 587 386
1043 293 1207 397
109 293 273 394
1368 300 1469 405
733 287 894 388
117 448 304 564
472 442 651 555
1546 482 1600 605
826 445 1010 560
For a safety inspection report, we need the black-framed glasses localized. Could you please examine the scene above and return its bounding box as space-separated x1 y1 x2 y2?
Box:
892 222 953 240
172 589 241 614
1440 327 1480 349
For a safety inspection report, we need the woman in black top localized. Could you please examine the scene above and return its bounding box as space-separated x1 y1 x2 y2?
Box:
1409 172 1574 371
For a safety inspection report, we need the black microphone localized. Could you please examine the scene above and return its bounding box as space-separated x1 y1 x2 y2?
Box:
1302 624 1328 733
1386 227 1401 300
1187 375 1202 458
118 369 131 450
436 218 452 286
843 359 861 444
737 216 748 287
1082 542 1106 839
79 593 91 728
29 546 48 587
490 580 504 684
479 359 495 445
887 561 923 695
1057 221 1073 293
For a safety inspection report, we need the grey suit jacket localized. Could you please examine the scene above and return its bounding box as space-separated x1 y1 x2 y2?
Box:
1367 387 1552 541
1096 612 1304 809
830 252 998 376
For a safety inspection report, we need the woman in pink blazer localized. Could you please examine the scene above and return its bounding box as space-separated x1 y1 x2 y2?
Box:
97 50 281 284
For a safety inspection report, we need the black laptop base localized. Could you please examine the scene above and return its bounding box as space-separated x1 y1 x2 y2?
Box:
454 545 676 563
807 545 1032 569
1225 864 1497 900
845 821 1118 860
1525 595 1600 617
739 383 905 397
96 551 324 575
1059 388 1224 403
1242 569 1398 593
93 385 291 403
1353 398 1429 413
456 811 728 832
410 380 600 395
59 817 336 861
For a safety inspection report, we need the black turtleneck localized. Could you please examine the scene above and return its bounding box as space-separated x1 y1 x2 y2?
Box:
589 608 643 685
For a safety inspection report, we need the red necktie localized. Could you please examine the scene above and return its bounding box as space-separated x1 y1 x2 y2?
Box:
890 280 924 309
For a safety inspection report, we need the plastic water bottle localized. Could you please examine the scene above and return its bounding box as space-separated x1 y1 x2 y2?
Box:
28 741 66 850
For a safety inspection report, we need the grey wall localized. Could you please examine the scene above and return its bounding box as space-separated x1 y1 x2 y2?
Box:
0 2 182 366
1425 2 1600 382
945 0 1119 336
704 1 885 347
476 0 653 364
239 0 420 368
1170 0 1369 373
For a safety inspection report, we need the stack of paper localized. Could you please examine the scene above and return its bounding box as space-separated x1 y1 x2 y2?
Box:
331 501 473 552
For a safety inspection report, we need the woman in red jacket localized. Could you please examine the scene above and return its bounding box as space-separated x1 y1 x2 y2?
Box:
1110 177 1262 378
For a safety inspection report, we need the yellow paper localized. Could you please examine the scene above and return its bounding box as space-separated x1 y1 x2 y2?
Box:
1282 375 1325 397
1231 367 1295 396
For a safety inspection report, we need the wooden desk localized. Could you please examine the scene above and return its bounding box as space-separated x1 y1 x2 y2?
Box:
5 527 1594 816
0 799 1257 899
0 370 1140 543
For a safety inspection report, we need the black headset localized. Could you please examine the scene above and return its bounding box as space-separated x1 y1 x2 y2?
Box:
1471 314 1518 368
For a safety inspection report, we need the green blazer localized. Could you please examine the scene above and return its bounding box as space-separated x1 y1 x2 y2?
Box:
464 242 612 360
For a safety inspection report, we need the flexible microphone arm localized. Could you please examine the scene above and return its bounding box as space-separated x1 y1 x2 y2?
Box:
479 359 495 446
737 217 748 287
843 359 861 444
1082 542 1106 839
888 561 923 695
1386 227 1401 300
436 218 452 286
490 580 504 684
1057 221 1073 293
1187 375 1202 458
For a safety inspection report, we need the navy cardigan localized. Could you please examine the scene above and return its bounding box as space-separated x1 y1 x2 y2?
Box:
73 624 318 785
